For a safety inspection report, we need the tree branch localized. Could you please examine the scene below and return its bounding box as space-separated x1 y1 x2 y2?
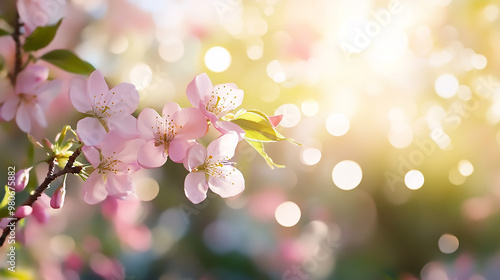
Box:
9 12 22 85
0 147 83 247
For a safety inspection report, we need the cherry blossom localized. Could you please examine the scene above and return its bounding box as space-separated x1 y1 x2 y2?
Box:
186 73 245 139
14 167 32 192
136 102 207 168
50 181 66 209
183 133 245 204
0 64 62 133
17 0 66 35
69 70 140 146
81 132 144 204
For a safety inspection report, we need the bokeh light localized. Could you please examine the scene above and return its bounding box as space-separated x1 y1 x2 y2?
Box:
438 234 459 254
300 147 322 166
275 201 301 227
404 170 424 190
435 74 459 99
332 160 362 190
204 46 231 72
326 113 350 137
275 104 301 128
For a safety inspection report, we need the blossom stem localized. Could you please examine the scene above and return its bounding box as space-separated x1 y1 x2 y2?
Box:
0 147 83 247
10 11 22 85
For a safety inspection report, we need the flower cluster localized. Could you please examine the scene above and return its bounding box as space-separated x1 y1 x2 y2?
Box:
70 71 247 204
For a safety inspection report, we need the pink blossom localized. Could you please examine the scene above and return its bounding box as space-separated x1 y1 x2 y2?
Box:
136 102 207 168
183 133 245 204
17 0 66 35
32 193 51 223
186 73 245 139
69 70 140 146
50 181 66 209
14 205 33 218
81 132 144 204
0 64 62 133
14 167 32 192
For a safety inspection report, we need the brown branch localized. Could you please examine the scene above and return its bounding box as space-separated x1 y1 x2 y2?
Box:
0 147 83 247
9 12 22 85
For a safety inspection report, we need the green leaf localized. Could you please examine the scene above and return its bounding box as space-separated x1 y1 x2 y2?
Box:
0 28 10 37
0 185 11 210
40 49 95 75
245 139 285 169
231 109 298 144
23 19 62 52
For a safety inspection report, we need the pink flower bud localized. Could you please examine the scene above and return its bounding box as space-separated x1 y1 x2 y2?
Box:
269 114 283 127
50 182 66 209
14 167 32 192
32 193 51 224
14 205 33 218
0 218 9 229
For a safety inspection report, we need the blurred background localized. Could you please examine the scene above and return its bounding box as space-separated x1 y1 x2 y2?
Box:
2 0 500 279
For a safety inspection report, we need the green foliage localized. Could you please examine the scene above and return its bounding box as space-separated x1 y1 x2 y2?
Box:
22 19 62 52
40 49 95 75
231 109 299 168
0 28 10 37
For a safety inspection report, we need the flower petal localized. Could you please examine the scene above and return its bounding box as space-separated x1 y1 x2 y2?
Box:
137 108 161 140
184 171 208 204
268 114 283 127
214 121 245 141
168 139 192 163
36 79 62 109
208 167 245 198
30 103 47 128
184 142 206 171
207 133 239 159
174 107 208 139
108 114 139 138
16 102 31 133
15 64 48 94
77 117 107 146
186 73 212 108
1 94 20 121
82 172 108 205
82 145 101 168
162 101 181 117
108 82 140 116
137 139 168 168
88 70 109 99
106 174 135 199
69 77 92 113
210 82 244 114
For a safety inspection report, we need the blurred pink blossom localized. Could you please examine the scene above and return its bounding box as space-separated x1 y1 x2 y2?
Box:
187 73 245 140
69 70 140 146
0 64 62 133
17 0 66 35
183 133 244 204
136 102 207 168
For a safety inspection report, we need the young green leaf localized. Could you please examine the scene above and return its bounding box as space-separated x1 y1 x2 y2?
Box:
245 139 285 169
40 49 95 75
0 185 11 210
23 19 62 52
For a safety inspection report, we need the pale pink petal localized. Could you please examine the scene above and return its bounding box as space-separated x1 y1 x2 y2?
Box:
17 0 36 34
168 139 191 163
82 146 101 168
208 167 245 198
214 121 245 141
186 73 212 108
207 133 239 159
137 140 168 168
269 114 283 127
210 83 244 113
30 103 47 128
137 108 160 140
82 172 108 205
200 104 219 124
69 77 91 113
162 102 181 116
184 143 206 171
14 205 33 218
114 138 145 167
15 64 48 94
77 117 107 146
32 201 50 223
106 174 134 198
1 95 20 121
184 171 208 204
36 79 62 109
174 107 208 139
108 82 140 115
16 102 31 133
108 114 138 138
88 70 109 98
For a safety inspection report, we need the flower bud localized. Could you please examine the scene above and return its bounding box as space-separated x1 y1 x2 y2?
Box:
50 181 66 209
14 205 33 218
14 167 32 192
268 114 283 127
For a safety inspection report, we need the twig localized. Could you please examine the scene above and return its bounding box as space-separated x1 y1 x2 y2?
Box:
9 12 22 85
0 147 83 247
